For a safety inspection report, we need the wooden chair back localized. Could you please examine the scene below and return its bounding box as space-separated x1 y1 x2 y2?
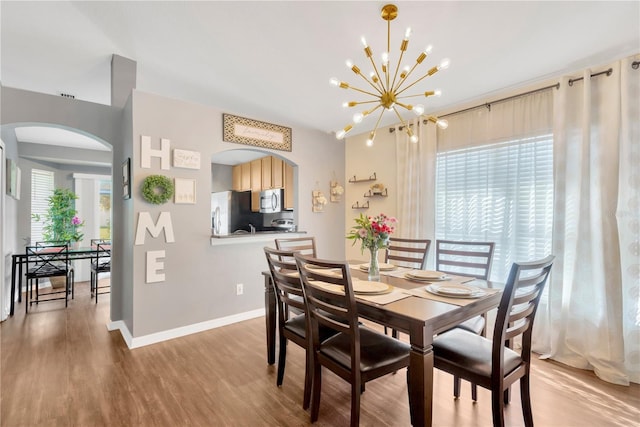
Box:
294 253 359 359
435 240 495 279
275 237 317 260
264 246 307 322
384 237 431 269
493 255 554 369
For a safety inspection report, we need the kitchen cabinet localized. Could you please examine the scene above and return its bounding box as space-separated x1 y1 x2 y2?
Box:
283 162 294 210
232 163 251 191
261 156 284 190
250 159 262 212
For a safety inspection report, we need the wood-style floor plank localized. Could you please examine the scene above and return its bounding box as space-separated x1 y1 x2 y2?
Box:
2 281 639 426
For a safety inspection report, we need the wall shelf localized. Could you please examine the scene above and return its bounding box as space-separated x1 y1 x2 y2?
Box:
363 188 388 197
351 201 370 210
348 172 376 183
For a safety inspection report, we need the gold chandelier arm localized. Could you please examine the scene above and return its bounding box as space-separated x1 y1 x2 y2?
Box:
394 101 412 110
346 84 382 98
347 100 382 107
393 61 420 92
353 69 384 95
390 49 407 94
370 107 387 136
396 67 438 96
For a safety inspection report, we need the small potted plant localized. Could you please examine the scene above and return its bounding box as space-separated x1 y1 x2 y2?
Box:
32 188 84 287
33 188 84 245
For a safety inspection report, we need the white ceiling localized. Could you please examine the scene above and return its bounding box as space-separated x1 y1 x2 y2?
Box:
1 1 639 155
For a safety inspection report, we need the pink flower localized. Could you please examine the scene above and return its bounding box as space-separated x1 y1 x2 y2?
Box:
358 228 368 238
72 216 82 225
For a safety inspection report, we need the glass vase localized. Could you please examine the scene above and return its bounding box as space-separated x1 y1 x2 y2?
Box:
368 246 380 281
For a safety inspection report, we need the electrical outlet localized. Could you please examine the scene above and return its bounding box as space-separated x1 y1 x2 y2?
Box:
236 283 244 295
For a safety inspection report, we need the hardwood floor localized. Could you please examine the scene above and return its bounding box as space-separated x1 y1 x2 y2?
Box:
2 281 639 426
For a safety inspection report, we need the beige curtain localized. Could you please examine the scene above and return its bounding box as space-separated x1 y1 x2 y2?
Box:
395 118 437 266
534 55 640 385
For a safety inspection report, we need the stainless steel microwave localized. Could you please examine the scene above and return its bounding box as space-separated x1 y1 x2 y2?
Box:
259 189 282 213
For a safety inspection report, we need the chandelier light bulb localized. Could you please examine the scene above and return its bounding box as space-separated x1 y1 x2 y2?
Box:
381 52 389 65
425 45 433 54
404 27 412 39
353 112 364 123
342 101 349 108
439 58 451 70
336 129 346 140
437 119 449 129
366 131 376 146
346 60 353 69
435 89 442 97
410 134 419 143
330 77 340 86
361 36 368 47
414 104 425 115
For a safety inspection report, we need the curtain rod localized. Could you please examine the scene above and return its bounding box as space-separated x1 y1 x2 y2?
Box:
390 82 559 132
390 64 625 132
568 67 613 86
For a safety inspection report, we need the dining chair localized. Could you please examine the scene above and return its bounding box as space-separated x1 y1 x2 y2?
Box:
264 246 339 410
384 237 431 337
90 239 111 303
294 253 410 427
435 239 496 399
432 255 554 427
384 237 431 269
275 236 317 257
25 242 73 312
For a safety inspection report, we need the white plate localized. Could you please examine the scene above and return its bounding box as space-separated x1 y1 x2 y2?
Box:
352 280 392 294
425 283 486 299
359 263 396 271
406 270 448 280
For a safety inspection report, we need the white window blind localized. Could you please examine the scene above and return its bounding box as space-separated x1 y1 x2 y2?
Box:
435 134 554 283
30 169 54 244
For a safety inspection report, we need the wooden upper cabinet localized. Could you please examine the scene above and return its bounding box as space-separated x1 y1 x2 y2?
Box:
271 157 284 189
233 164 251 191
261 156 273 189
283 162 294 210
250 159 262 191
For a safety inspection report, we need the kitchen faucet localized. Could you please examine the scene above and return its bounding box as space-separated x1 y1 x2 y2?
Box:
249 223 256 234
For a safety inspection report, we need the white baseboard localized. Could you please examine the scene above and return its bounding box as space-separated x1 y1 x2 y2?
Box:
107 308 265 349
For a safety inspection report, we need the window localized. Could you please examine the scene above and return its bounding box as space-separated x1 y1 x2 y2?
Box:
435 134 554 282
30 169 54 244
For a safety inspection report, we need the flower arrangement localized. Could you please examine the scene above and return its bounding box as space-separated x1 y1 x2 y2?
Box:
346 213 397 253
32 188 85 243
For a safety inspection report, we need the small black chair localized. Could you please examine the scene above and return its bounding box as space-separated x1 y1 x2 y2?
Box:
25 242 73 312
432 255 554 427
90 239 111 303
295 253 410 426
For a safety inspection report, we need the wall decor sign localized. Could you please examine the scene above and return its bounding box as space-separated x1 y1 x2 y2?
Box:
122 158 131 199
174 178 196 204
223 113 292 151
173 149 201 170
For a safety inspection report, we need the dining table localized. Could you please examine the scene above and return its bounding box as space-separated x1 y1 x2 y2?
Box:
262 262 502 427
9 244 110 316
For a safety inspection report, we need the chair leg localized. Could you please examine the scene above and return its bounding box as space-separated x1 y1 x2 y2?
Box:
302 348 312 410
453 375 461 398
471 383 478 401
276 336 287 387
492 387 506 427
351 380 362 427
520 375 534 427
392 329 399 339
310 356 322 423
65 275 69 308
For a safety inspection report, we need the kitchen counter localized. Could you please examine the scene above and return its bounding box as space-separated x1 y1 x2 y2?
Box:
210 231 306 246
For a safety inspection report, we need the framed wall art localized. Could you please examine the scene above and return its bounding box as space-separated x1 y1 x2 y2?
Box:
122 158 131 199
174 178 196 204
223 113 292 151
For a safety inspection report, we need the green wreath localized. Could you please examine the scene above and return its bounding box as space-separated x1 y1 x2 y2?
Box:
141 175 174 204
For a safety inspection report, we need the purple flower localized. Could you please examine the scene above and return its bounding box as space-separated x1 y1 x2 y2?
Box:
72 216 82 226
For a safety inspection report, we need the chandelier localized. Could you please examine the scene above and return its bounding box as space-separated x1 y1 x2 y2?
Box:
331 4 449 146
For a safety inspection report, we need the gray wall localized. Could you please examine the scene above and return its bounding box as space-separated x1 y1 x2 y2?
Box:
127 90 345 337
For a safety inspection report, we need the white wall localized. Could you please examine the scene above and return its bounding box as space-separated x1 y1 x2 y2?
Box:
125 90 345 339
